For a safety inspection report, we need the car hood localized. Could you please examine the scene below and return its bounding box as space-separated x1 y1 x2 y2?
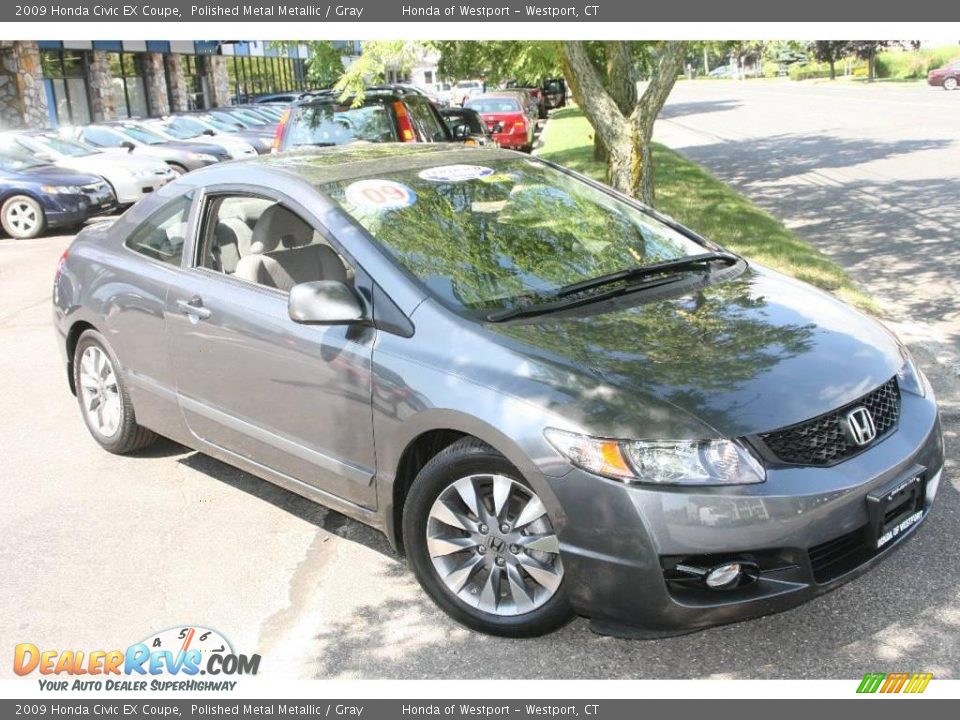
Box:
483 265 902 438
0 164 102 185
52 154 167 174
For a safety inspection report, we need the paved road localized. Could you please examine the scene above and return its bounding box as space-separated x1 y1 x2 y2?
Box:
656 80 960 372
2 85 957 679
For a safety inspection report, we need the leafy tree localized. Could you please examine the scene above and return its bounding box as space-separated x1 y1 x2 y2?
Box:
303 42 347 88
810 41 851 80
435 41 562 86
562 41 687 206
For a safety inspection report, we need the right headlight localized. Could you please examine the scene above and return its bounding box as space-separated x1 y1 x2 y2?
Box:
897 353 926 397
544 429 766 486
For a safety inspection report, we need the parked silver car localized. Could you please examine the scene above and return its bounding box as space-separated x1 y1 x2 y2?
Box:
53 145 944 638
72 122 229 174
143 118 258 160
163 113 273 155
1 131 175 206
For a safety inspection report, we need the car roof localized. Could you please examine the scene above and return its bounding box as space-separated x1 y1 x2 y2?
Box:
191 144 528 187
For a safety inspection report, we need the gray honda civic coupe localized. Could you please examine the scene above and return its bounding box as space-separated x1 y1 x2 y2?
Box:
53 144 945 638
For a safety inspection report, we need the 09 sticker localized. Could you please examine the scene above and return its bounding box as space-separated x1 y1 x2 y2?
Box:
345 179 416 210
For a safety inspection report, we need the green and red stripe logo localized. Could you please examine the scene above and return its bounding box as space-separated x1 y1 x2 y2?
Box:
857 672 933 694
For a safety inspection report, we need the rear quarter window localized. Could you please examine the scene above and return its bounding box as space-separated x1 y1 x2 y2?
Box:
124 193 193 267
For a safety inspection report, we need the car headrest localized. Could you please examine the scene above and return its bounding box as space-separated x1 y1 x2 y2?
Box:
249 204 312 255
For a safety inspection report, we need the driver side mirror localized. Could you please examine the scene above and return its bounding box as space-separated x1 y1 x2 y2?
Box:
288 280 366 325
452 124 471 140
120 141 135 153
203 129 216 136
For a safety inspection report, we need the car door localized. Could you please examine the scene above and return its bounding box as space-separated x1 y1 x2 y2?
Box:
164 186 378 509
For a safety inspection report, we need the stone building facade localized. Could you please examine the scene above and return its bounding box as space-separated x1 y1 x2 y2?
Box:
0 40 267 131
0 41 49 130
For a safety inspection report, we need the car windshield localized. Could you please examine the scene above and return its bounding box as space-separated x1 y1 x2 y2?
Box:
466 98 521 114
0 149 47 171
155 122 198 140
322 157 709 313
226 109 268 126
35 135 98 157
287 103 398 147
193 115 235 133
210 111 253 129
117 125 165 145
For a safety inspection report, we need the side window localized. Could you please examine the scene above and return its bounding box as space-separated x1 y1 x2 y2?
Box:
125 194 193 266
404 96 449 142
198 194 351 294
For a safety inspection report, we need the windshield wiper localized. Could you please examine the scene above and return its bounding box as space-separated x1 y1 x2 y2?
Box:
486 251 740 323
555 251 739 298
486 275 681 323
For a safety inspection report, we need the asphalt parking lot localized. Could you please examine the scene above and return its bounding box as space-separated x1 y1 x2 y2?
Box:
1 83 957 679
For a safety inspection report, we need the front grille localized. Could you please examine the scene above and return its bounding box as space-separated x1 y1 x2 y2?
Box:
756 377 900 466
808 525 870 583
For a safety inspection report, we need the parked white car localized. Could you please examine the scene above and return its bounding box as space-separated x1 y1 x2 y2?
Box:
143 118 258 160
454 79 485 106
0 131 175 206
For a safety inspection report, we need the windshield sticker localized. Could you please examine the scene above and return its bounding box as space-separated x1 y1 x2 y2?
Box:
345 179 417 210
418 165 495 182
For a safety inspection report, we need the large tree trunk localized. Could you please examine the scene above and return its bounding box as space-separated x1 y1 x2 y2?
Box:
829 58 836 80
563 41 685 206
703 46 710 75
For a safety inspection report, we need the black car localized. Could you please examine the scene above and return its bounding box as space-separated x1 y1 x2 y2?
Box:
440 107 497 147
274 86 452 151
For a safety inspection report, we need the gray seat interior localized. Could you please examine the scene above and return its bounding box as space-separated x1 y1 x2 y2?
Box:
230 203 349 291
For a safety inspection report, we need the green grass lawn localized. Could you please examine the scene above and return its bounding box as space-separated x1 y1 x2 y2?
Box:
537 107 877 313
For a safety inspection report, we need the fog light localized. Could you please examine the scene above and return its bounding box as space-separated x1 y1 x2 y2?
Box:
705 563 742 589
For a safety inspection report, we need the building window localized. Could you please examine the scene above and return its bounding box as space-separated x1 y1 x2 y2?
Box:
182 56 209 110
108 52 149 119
424 70 434 85
40 50 92 127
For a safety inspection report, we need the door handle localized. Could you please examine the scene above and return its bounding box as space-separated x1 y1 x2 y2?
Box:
176 297 211 320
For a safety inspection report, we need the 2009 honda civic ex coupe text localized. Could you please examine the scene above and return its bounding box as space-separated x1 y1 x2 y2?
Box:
53 145 944 638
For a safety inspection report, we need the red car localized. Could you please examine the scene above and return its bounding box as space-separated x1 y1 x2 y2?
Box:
927 61 960 91
464 94 535 152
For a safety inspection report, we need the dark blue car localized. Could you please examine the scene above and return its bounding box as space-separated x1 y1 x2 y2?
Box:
1 149 116 239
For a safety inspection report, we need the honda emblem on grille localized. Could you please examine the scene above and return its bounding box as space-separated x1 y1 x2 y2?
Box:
844 406 877 446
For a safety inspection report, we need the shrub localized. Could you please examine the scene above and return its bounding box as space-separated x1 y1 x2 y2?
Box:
875 46 960 79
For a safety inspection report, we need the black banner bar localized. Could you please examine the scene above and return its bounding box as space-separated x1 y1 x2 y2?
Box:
0 0 940 23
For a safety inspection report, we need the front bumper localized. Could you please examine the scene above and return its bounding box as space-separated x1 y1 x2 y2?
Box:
546 389 945 637
46 191 117 228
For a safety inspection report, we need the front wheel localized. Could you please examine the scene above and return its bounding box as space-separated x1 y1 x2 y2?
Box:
1 195 46 239
403 438 573 637
73 329 156 454
944 77 959 91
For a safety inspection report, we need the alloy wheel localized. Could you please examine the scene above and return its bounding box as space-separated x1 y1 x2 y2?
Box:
5 201 39 235
78 345 123 438
945 77 958 91
426 473 563 616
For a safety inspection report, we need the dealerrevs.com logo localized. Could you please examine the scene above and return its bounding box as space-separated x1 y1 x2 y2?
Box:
14 626 260 692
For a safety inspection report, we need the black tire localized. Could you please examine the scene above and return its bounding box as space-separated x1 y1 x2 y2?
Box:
168 163 188 176
73 329 156 454
944 77 959 91
403 437 574 637
1 195 46 239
